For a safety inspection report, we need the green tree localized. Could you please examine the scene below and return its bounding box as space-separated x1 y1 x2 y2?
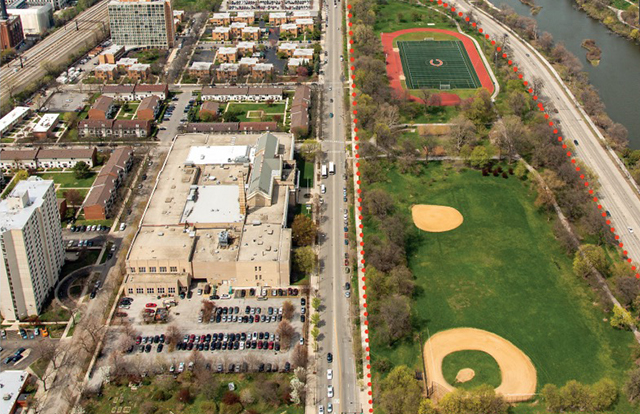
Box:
438 385 508 414
610 305 634 330
514 161 528 179
299 140 321 162
590 378 617 411
292 214 317 246
72 161 91 179
310 312 320 326
573 244 608 277
624 367 640 404
311 297 321 311
418 399 437 414
310 327 319 341
464 89 495 127
379 366 422 414
293 247 317 275
469 146 493 168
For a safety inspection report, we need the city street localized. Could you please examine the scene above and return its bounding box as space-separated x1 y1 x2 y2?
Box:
316 0 361 413
454 0 640 270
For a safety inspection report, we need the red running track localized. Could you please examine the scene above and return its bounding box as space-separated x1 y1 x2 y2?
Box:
381 28 495 106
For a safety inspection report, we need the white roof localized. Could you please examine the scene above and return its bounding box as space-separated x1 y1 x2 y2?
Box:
116 57 138 66
95 63 117 71
253 63 274 71
296 18 314 25
0 106 30 135
190 61 213 70
237 41 255 49
173 9 185 16
288 57 308 66
279 42 298 50
185 145 251 165
180 185 243 224
100 44 122 56
0 371 29 414
237 11 254 17
293 10 311 17
33 113 59 133
213 12 230 18
243 26 259 32
218 63 240 71
280 23 297 30
0 177 53 231
213 26 230 33
218 47 238 54
239 57 259 66
230 22 247 28
128 63 151 71
293 48 314 56
270 12 286 18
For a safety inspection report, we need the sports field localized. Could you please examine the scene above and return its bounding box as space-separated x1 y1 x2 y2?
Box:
398 40 481 90
365 162 637 412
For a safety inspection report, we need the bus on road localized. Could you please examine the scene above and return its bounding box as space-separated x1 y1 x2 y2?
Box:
329 162 335 175
321 164 328 178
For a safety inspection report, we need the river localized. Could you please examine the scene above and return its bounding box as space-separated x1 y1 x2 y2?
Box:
485 0 640 148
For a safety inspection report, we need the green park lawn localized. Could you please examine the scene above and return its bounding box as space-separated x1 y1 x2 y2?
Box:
392 30 459 45
225 102 287 123
374 1 456 34
365 162 637 413
442 351 501 390
117 103 140 120
38 172 96 188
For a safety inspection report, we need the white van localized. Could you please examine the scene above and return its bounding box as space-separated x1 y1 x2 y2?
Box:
329 162 335 175
119 223 126 231
321 164 328 178
320 184 326 194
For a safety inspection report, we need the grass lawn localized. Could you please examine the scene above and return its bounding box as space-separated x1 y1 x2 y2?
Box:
611 0 632 10
61 250 100 277
117 103 140 120
365 162 637 413
38 302 72 322
56 188 89 200
374 1 456 34
38 172 96 188
296 155 314 187
73 218 114 227
1 137 15 143
442 351 501 390
226 102 286 123
30 357 50 379
87 373 305 414
392 30 459 45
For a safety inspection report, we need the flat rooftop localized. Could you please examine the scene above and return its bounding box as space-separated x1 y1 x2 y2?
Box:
185 145 251 165
128 226 194 262
0 178 53 231
180 185 244 225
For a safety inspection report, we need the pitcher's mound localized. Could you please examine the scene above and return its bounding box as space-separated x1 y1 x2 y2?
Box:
412 205 463 232
455 368 475 383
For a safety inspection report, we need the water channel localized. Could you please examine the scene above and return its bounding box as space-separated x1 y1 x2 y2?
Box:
486 0 640 148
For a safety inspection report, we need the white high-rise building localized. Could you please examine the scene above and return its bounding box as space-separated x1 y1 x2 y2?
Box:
108 0 175 48
0 177 64 321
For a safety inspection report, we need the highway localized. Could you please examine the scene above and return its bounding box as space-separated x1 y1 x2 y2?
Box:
454 0 640 264
316 0 361 413
1 0 109 107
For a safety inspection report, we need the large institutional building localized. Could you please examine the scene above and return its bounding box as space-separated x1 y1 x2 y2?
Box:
124 132 296 296
0 177 64 321
108 0 175 48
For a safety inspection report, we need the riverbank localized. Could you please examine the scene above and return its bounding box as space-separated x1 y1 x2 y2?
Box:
581 38 602 66
574 0 640 43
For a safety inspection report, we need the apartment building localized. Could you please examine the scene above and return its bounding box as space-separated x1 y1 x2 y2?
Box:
0 177 64 321
0 148 96 171
83 146 133 220
108 0 175 48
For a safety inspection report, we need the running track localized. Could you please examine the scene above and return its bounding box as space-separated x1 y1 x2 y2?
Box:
381 28 495 106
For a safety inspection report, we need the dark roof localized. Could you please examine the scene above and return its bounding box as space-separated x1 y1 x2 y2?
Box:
291 85 311 110
185 122 239 132
0 149 39 161
239 122 277 131
37 148 96 159
102 85 135 94
202 86 283 96
247 87 283 96
85 146 133 208
134 84 168 93
138 95 160 112
290 111 309 131
79 119 114 128
91 95 114 113
113 120 151 130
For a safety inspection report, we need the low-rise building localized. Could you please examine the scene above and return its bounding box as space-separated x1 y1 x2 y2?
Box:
126 63 151 82
0 371 29 414
88 95 116 120
101 84 168 101
292 10 311 19
269 12 287 25
217 46 238 63
295 18 314 31
290 84 310 138
211 26 230 41
287 57 308 68
239 56 259 67
234 10 254 24
293 48 313 60
101 84 136 101
280 23 297 36
34 148 97 169
6 4 53 36
251 63 274 80
78 119 152 139
201 86 283 102
0 106 30 137
236 40 255 55
134 84 169 100
210 12 230 26
94 63 118 81
137 95 161 121
241 26 259 40
83 146 133 220
278 42 297 56
116 57 138 68
199 101 219 118
31 113 59 139
98 44 125 64
215 63 240 82
188 61 213 78
229 21 246 38
0 149 38 170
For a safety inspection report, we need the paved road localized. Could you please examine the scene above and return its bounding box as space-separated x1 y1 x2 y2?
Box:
455 0 640 263
0 0 109 107
316 1 361 413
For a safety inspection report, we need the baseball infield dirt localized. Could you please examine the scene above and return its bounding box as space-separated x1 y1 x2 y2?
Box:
455 368 475 383
424 328 536 401
411 205 463 232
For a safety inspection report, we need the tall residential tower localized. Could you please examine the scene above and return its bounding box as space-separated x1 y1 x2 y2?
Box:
0 177 64 321
108 0 175 48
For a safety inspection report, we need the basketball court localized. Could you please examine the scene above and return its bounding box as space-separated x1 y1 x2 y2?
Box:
398 40 482 90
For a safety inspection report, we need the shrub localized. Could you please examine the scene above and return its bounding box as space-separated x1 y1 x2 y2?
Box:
177 387 192 403
152 390 168 401
502 172 508 179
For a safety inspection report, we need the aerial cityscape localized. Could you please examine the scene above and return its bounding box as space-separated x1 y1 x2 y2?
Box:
1 0 640 413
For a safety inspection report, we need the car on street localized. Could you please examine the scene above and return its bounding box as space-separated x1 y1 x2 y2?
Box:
327 385 334 398
178 362 185 372
319 406 325 414
327 353 333 363
327 369 333 380
146 303 157 307
629 227 634 234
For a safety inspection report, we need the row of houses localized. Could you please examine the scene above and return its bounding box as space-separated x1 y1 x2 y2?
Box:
99 84 169 102
83 146 134 220
0 147 97 171
77 119 152 139
210 11 257 25
89 95 161 122
211 23 262 41
94 59 152 82
183 122 278 133
201 86 284 102
227 0 312 11
290 84 311 138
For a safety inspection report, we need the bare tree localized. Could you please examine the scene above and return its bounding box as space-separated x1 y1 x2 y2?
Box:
201 300 215 322
77 314 106 354
33 340 70 391
282 300 295 320
489 115 526 163
448 114 477 153
165 324 182 350
277 320 296 350
292 345 308 368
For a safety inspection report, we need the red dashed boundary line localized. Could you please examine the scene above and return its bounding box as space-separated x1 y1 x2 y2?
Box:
345 0 638 412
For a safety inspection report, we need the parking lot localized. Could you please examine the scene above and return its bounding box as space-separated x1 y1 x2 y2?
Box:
0 327 59 371
100 289 308 374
